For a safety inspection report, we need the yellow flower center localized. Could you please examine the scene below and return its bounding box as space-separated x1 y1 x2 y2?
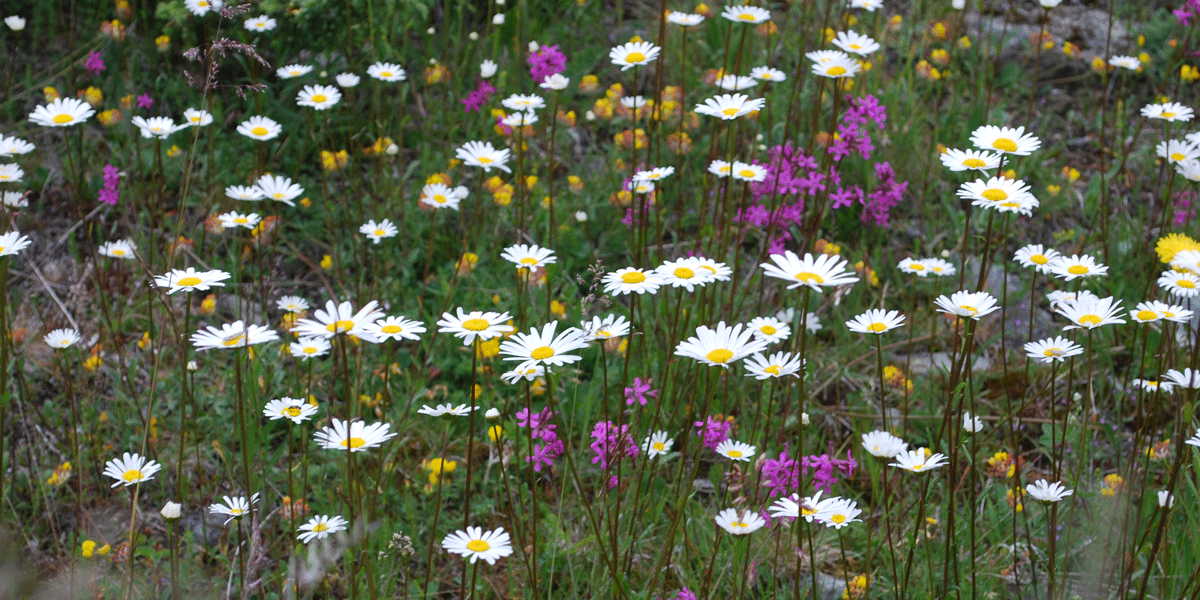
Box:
191 116 201 122
621 271 646 284
867 322 888 332
706 348 734 363
380 71 394 78
326 319 356 332
229 508 244 515
1136 310 1158 321
827 66 847 76
381 325 402 334
760 325 777 335
981 188 1008 202
1162 111 1176 118
653 442 665 451
738 169 757 178
1078 315 1102 326
674 267 695 279
962 158 986 168
794 272 824 283
284 407 302 417
625 52 646 63
122 469 142 482
911 464 924 471
596 330 611 338
222 334 246 346
1067 265 1088 275
959 305 979 315
176 276 202 287
303 347 318 354
1172 152 1185 161
251 126 269 136
466 540 491 552
434 194 447 203
909 263 925 271
198 1 209 6
530 346 555 360
478 156 493 164
311 94 327 103
519 257 538 265
737 13 755 20
461 318 490 331
849 43 862 49
234 217 248 224
113 250 125 256
1043 348 1064 357
341 437 367 449
992 138 1018 152
374 229 386 236
831 514 846 524
312 523 329 532
1031 254 1048 264
765 365 780 375
1178 279 1196 288
727 450 743 458
1163 311 1177 318
53 114 74 124
722 107 740 116
274 192 285 199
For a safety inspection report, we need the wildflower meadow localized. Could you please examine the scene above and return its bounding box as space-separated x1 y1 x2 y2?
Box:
3 0 1200 598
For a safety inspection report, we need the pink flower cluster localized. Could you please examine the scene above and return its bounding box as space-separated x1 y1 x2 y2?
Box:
517 407 563 472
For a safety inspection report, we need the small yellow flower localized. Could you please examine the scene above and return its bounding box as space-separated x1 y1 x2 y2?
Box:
488 425 503 441
300 197 312 208
82 86 104 107
137 331 151 350
1047 184 1061 195
81 540 96 558
525 175 538 188
320 254 332 270
97 109 122 126
456 252 479 274
550 300 566 318
579 74 599 93
44 86 61 101
155 35 170 51
1091 56 1108 73
1138 52 1150 65
199 294 216 315
97 544 110 555
426 172 451 186
957 36 971 49
1182 65 1200 82
166 145 182 157
568 175 583 191
1137 34 1145 46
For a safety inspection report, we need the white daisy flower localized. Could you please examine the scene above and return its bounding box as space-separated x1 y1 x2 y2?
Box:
289 336 332 359
28 97 95 128
314 418 397 452
44 328 82 349
436 308 515 345
360 219 398 245
602 267 665 295
103 452 161 487
98 239 137 259
456 141 512 173
759 251 859 291
609 41 661 70
642 431 674 458
694 93 765 120
1024 336 1084 363
969 125 1041 155
236 116 282 141
846 309 905 334
255 174 303 206
153 267 230 294
743 351 804 380
276 64 313 79
297 515 348 543
290 299 385 340
714 508 766 534
263 397 318 424
442 526 513 564
715 439 756 461
190 321 279 351
674 322 768 368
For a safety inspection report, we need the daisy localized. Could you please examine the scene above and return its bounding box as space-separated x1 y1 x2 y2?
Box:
1165 368 1200 388
580 314 631 341
103 452 161 487
1170 249 1200 272
743 351 804 380
1186 429 1200 447
1177 160 1200 182
501 244 556 269
1056 296 1126 330
500 364 545 384
632 166 676 182
675 322 768 368
336 73 361 87
217 211 261 229
721 5 770 22
832 30 880 55
768 491 826 521
44 329 82 349
811 55 861 78
846 309 905 334
182 108 214 127
692 257 732 281
502 94 545 111
28 97 95 127
153 267 230 294
0 164 23 183
315 418 397 452
715 508 766 534
0 134 35 157
963 412 985 433
889 448 947 472
362 316 426 342
610 41 661 70
437 308 515 345
1026 479 1073 502
1024 336 1083 363
237 116 282 141
1156 140 1200 164
1158 270 1200 297
1134 300 1193 323
277 296 310 313
861 430 907 458
442 527 513 564
814 498 862 529
642 431 674 458
632 180 655 194
708 160 732 177
130 116 179 139
925 258 957 277
226 185 264 201
714 75 758 91
1141 102 1193 122
746 316 791 344
715 439 756 461
289 336 332 359
1046 289 1099 310
749 66 787 81
0 231 31 256
694 93 765 120
940 148 1001 171
191 321 279 351
498 321 589 370
244 15 276 31
656 257 714 292
1048 254 1108 280
898 257 932 276
367 62 407 81
1108 55 1141 70
1158 490 1175 508
97 237 137 259
256 174 304 206
1 191 26 208
501 112 538 127
456 141 511 173
1013 244 1061 274
184 0 223 16
731 161 767 182
933 291 1000 320
759 251 859 291
957 177 1037 208
480 60 498 78
421 183 468 210
540 74 569 90
360 219 398 245
1132 378 1174 393
969 125 1041 155
848 0 884 11
296 84 342 110
263 397 318 424
602 267 665 295
298 515 348 543
417 403 476 417
292 300 384 341
209 494 259 525
806 49 850 64
276 64 313 79
666 12 705 25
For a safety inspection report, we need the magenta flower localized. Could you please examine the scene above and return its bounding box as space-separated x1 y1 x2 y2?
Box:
98 164 120 205
84 51 106 75
623 377 659 406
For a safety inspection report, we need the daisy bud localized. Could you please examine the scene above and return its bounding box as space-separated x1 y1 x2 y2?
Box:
586 110 596 121
427 27 435 34
469 32 479 40
161 501 182 519
187 360 198 370
5 16 25 31
493 13 505 24
1158 490 1175 508
528 41 540 51
801 412 810 426
496 0 505 4
485 408 501 420
386 144 399 155
574 211 588 222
